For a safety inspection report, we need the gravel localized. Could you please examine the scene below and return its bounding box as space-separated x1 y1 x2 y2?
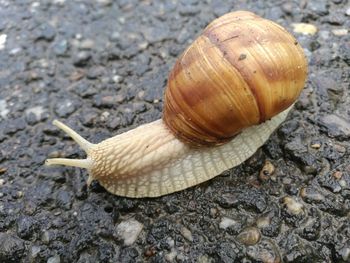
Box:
116 219 144 246
0 34 7 50
0 0 349 262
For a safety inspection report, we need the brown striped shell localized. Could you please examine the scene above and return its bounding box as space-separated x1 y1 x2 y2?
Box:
163 11 307 146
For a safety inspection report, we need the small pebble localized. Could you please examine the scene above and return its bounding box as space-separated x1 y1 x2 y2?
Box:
86 67 104 79
219 217 237 229
25 106 46 122
144 246 157 257
300 187 325 202
73 51 91 66
96 0 112 6
259 160 275 181
47 255 61 263
334 144 346 153
79 110 98 126
142 24 170 43
346 7 350 16
165 249 177 262
30 245 41 258
246 239 281 262
69 70 85 81
0 99 9 119
166 237 175 248
319 114 350 140
0 178 5 186
30 2 40 12
197 255 211 263
138 41 148 51
79 39 95 50
53 0 65 4
113 75 123 83
282 197 304 215
0 34 7 50
332 171 343 180
116 219 143 246
94 95 125 108
54 100 77 117
210 207 219 218
311 143 321 149
339 179 347 188
292 23 318 35
180 226 193 242
332 29 348 36
35 23 56 41
237 227 261 246
307 0 329 16
338 245 350 262
41 231 51 244
75 33 82 40
255 216 271 229
281 2 294 14
176 253 185 261
53 39 68 56
100 111 110 121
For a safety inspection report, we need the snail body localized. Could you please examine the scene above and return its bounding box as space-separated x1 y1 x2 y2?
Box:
46 11 307 197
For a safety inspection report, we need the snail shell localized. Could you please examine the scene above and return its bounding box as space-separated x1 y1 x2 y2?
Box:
46 11 307 197
163 11 307 146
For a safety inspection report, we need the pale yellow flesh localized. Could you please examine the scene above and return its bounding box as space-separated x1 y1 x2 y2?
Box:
46 106 292 198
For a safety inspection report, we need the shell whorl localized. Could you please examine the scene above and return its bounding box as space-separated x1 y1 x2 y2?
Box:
163 11 307 146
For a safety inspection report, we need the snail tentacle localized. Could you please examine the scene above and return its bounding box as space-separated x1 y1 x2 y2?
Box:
45 158 93 170
45 120 95 171
52 120 94 152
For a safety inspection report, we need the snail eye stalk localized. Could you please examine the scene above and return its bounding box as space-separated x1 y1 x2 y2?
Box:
45 120 94 170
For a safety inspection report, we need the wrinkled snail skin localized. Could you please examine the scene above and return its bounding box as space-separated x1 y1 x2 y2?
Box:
46 11 307 198
46 106 292 198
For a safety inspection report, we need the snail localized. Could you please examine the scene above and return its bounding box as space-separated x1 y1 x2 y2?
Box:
46 11 307 198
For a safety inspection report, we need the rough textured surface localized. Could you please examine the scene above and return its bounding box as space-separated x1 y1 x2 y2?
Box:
0 0 349 262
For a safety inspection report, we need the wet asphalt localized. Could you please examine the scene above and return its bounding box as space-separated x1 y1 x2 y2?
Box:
0 0 349 262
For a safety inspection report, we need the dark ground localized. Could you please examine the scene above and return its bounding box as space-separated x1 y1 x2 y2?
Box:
0 0 349 262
